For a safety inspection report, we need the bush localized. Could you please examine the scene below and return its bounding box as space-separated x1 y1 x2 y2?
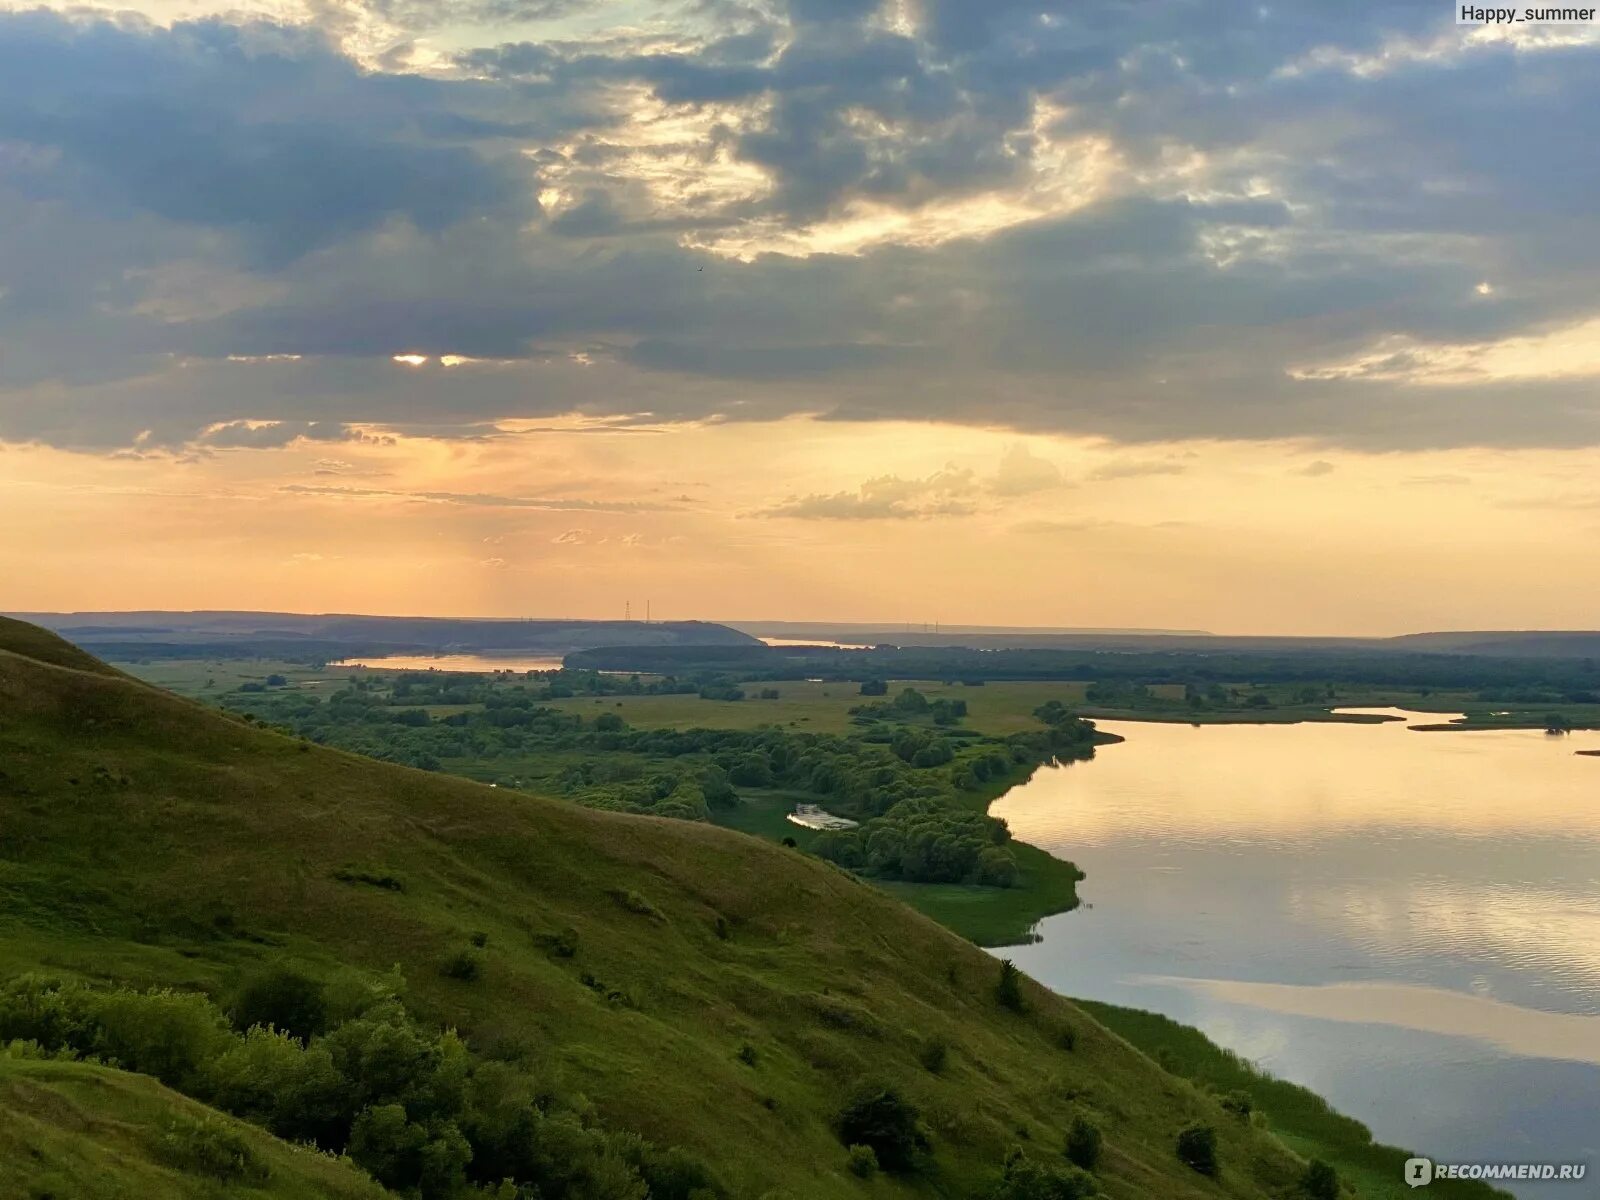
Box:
736 1042 758 1066
992 1147 1097 1199
836 1084 929 1174
91 987 233 1090
1063 1116 1101 1171
917 1036 949 1074
1055 1025 1077 1053
231 967 327 1042
1175 1123 1218 1176
202 1025 348 1146
440 949 483 982
996 960 1025 1012
157 1115 266 1182
1219 1089 1252 1119
1303 1158 1339 1200
846 1144 879 1178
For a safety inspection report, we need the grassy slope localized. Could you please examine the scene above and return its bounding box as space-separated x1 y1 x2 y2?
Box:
0 616 1325 1200
0 1054 386 1199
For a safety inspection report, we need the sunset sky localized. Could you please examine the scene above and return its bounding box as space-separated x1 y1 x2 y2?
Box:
2 1 1598 634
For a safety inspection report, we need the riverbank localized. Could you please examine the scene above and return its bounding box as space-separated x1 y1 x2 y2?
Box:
1081 1000 1509 1200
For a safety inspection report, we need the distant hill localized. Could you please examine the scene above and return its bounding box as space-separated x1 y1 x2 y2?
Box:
0 615 1425 1199
733 620 1600 659
1387 630 1600 658
6 610 758 661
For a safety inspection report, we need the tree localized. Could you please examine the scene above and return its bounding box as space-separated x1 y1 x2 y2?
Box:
996 959 1025 1012
1064 1116 1101 1171
1302 1158 1339 1200
594 712 625 732
835 1084 929 1173
230 968 327 1042
860 679 888 696
1175 1124 1218 1176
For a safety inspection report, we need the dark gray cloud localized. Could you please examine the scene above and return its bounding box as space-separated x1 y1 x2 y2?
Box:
3 3 1600 452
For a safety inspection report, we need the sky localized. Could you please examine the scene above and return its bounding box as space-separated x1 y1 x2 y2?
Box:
1 0 1598 634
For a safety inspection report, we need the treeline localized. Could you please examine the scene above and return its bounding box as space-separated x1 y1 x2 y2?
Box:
565 644 1600 698
221 681 1103 891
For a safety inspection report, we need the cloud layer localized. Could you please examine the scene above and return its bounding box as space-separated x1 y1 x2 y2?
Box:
3 2 1600 451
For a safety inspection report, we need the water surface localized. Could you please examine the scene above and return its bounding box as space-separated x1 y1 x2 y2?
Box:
993 711 1600 1197
333 653 568 672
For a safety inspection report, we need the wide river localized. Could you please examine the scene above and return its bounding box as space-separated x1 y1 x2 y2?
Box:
993 710 1600 1198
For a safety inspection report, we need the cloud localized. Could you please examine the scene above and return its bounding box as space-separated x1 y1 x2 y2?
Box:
552 528 590 543
1085 460 1188 482
4 2 1600 452
279 485 660 511
1298 460 1337 477
989 444 1064 495
756 466 978 519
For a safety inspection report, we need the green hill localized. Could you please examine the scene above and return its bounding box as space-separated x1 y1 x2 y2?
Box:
0 617 1479 1199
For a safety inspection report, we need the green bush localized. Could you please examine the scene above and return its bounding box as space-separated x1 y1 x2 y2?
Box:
992 1147 1097 1199
1064 1115 1101 1171
156 1114 266 1182
835 1083 929 1174
917 1036 949 1074
1303 1158 1339 1200
996 960 1025 1012
846 1144 879 1178
440 949 483 982
91 986 233 1090
1175 1123 1218 1176
231 967 327 1041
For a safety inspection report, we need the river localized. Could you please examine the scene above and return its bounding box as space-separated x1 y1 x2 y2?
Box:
992 710 1600 1197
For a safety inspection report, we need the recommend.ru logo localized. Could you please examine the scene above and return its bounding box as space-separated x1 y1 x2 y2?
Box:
1405 1157 1589 1187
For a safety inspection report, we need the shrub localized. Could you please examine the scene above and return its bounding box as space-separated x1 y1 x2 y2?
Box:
736 1042 758 1066
91 987 233 1090
549 926 580 958
1220 1089 1252 1119
609 889 661 919
1303 1158 1339 1200
993 1147 1097 1199
202 1025 349 1146
156 1115 265 1182
1175 1123 1218 1176
230 967 327 1042
635 1144 726 1200
996 960 1025 1012
440 949 482 982
836 1084 929 1174
917 1036 949 1074
846 1144 879 1179
1063 1116 1101 1171
1055 1025 1077 1053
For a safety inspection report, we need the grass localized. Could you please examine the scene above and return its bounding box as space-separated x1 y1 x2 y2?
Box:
0 616 1372 1200
0 1053 384 1199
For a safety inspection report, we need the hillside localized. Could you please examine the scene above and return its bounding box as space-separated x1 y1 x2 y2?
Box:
0 616 1456 1199
5 610 759 661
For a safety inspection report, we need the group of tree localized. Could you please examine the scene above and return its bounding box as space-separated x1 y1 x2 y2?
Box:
0 970 725 1200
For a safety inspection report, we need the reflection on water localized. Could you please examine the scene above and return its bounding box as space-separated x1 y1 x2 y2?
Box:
760 637 873 650
333 653 568 672
993 711 1600 1197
